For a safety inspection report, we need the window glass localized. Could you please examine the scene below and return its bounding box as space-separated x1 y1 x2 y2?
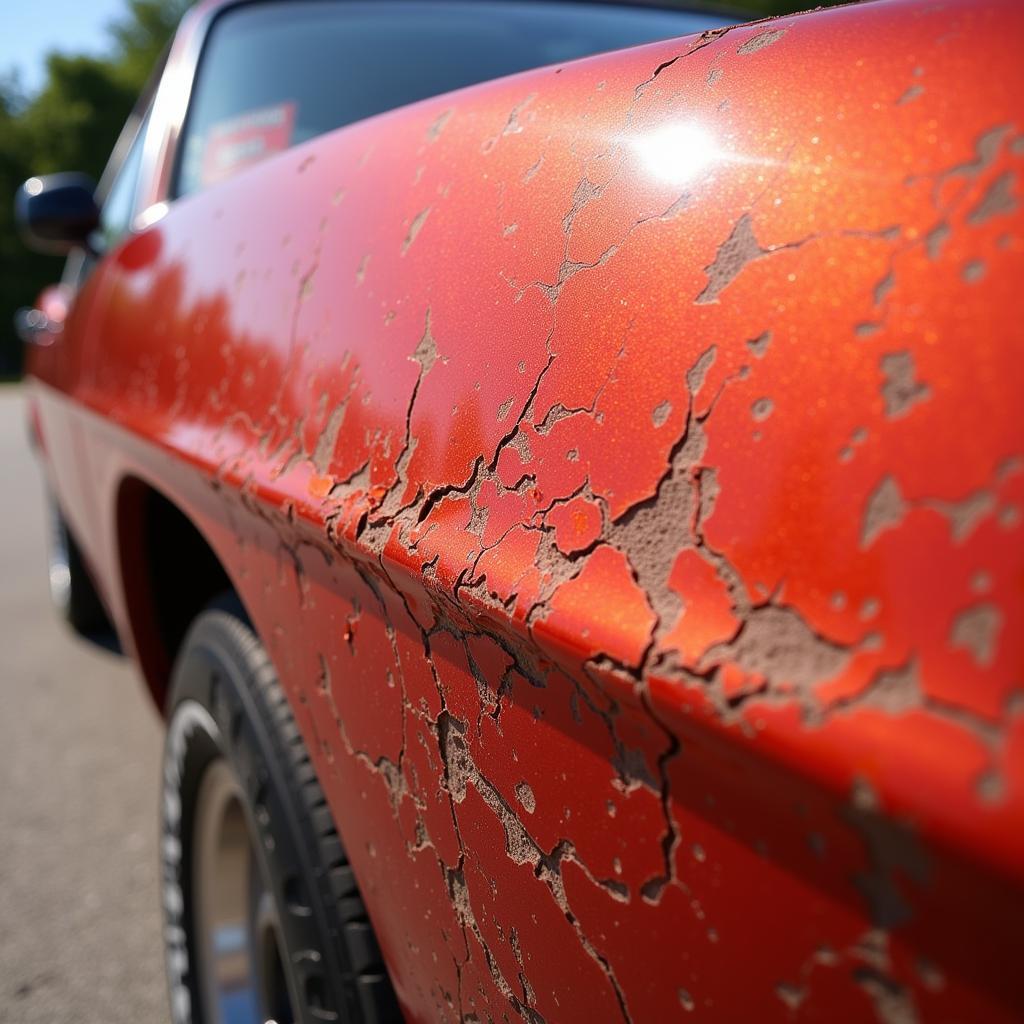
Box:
99 111 150 249
176 0 731 197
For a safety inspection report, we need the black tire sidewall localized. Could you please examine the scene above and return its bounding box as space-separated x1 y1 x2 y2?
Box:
46 494 109 636
161 604 357 1024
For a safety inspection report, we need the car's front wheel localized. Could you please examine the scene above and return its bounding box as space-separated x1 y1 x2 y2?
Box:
160 597 400 1024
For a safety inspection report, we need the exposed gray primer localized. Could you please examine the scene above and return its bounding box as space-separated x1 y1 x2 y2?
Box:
775 981 807 1010
515 781 537 814
402 207 432 255
962 260 986 283
746 330 772 358
925 490 995 543
736 28 787 55
896 84 924 106
967 170 1018 224
700 604 850 696
843 783 931 930
651 400 672 428
950 603 1002 667
861 476 908 549
696 213 808 304
853 966 920 1024
879 352 930 419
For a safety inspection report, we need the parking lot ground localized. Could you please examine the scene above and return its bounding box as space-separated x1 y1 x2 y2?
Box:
0 386 169 1023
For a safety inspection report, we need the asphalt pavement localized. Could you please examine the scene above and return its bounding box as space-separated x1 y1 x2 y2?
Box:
0 386 169 1022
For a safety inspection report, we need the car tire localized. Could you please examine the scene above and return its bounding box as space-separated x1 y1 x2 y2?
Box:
161 595 401 1024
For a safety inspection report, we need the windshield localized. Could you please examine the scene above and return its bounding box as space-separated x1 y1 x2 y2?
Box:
176 0 732 196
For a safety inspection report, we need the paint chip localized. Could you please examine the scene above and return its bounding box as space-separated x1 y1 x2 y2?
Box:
862 476 907 548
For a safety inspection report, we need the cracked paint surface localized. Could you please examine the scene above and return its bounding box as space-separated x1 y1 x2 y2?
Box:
27 0 1024 1020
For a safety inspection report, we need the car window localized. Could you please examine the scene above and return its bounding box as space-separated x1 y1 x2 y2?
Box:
175 0 731 198
99 110 150 250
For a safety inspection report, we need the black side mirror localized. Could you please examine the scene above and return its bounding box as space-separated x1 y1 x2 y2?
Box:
15 173 99 255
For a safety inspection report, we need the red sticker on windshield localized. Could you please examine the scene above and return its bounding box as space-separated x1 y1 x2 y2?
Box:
200 102 296 187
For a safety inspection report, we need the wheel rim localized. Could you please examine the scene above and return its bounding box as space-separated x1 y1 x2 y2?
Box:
192 758 295 1024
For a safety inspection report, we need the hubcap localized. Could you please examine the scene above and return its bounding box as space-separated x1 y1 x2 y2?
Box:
193 759 295 1024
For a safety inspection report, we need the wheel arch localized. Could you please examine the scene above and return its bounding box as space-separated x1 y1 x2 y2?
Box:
115 475 235 711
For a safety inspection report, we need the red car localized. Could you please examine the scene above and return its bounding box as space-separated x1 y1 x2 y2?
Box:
16 0 1024 1021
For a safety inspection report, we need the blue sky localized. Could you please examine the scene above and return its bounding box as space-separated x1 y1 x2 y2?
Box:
0 0 126 96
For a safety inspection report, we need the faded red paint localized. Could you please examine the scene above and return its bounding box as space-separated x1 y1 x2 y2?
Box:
26 0 1024 1020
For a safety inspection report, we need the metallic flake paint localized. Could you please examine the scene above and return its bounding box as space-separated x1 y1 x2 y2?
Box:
27 0 1024 1020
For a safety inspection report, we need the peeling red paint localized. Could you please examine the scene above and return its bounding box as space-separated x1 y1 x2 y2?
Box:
546 494 602 556
26 0 1024 1020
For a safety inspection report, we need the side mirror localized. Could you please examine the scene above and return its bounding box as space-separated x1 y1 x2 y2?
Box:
15 173 99 255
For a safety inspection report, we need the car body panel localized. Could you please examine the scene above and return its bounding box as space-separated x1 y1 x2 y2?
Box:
27 0 1024 1019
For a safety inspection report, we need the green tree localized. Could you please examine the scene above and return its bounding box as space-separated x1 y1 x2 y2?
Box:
20 55 136 180
1 0 192 375
109 0 194 92
0 80 55 375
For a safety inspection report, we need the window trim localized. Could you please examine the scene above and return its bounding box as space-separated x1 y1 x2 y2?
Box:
95 45 168 214
98 107 154 250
